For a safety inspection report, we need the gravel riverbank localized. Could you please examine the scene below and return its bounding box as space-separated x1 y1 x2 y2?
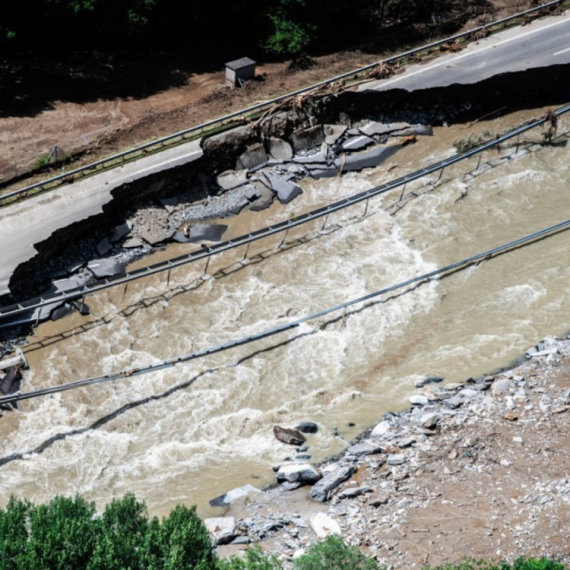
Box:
210 334 570 568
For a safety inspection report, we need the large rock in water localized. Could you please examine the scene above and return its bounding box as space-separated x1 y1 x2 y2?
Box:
273 425 306 446
209 484 262 507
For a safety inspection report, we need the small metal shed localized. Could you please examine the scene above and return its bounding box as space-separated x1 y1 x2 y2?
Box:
225 57 256 88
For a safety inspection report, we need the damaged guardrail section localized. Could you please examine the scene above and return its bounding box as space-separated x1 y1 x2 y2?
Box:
0 0 568 206
1 101 568 327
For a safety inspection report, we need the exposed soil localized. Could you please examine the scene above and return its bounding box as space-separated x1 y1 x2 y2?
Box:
216 336 570 568
0 0 535 184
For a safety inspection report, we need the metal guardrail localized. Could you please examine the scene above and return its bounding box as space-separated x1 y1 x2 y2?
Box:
1 213 569 406
1 102 568 325
0 0 567 206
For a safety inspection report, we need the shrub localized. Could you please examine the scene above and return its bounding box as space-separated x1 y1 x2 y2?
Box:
293 535 378 570
426 557 566 570
217 546 283 570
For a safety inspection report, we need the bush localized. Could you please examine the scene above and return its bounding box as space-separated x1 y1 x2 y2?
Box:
293 535 378 570
217 546 283 570
426 558 566 570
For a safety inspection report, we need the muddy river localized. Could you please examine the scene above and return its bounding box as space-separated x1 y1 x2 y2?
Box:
0 108 568 517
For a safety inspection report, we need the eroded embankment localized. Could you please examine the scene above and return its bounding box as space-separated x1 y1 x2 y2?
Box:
2 62 569 328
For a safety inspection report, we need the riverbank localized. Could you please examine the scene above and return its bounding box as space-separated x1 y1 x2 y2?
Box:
212 334 570 568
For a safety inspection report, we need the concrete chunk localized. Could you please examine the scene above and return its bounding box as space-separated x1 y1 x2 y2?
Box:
290 126 324 152
217 169 249 191
96 237 112 256
87 259 125 279
110 222 132 243
335 145 401 172
236 143 268 170
359 121 410 136
267 138 293 162
173 223 228 243
159 197 179 213
324 124 347 145
341 135 374 152
292 151 327 164
391 125 434 137
262 173 303 204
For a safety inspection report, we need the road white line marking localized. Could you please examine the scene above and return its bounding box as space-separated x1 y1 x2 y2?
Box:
553 46 570 56
371 16 570 88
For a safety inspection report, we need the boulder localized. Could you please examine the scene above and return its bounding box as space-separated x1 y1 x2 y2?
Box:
267 138 293 162
338 486 372 499
209 484 262 507
290 126 324 152
204 517 237 545
295 421 318 434
409 394 429 406
274 425 306 446
310 465 355 502
87 259 125 279
420 412 442 429
236 143 268 171
309 513 341 538
387 454 407 466
276 463 321 484
346 441 383 456
371 420 392 437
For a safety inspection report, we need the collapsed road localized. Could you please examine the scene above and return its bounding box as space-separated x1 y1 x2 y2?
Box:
0 11 569 332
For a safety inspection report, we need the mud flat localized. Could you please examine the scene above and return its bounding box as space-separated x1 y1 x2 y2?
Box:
211 335 570 568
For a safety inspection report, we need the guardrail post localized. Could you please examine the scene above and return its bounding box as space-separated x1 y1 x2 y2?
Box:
321 214 330 232
204 254 211 275
166 268 171 288
515 133 520 154
122 282 129 301
243 241 251 261
279 228 289 248
398 184 407 203
476 151 483 171
438 166 445 181
361 198 370 219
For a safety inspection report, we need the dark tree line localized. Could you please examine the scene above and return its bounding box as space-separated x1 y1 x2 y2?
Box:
0 0 455 57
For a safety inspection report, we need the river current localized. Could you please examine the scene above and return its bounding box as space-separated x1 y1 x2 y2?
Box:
0 108 568 517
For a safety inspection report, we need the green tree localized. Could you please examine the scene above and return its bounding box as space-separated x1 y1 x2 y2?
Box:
217 547 283 570
87 493 150 570
0 496 31 570
26 495 97 570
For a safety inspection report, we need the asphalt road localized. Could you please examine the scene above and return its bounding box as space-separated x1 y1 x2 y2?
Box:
0 139 203 297
359 12 570 92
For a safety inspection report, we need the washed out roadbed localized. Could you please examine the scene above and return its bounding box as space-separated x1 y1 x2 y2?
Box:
210 335 570 568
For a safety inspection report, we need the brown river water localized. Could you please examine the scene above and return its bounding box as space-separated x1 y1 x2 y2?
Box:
0 107 569 518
